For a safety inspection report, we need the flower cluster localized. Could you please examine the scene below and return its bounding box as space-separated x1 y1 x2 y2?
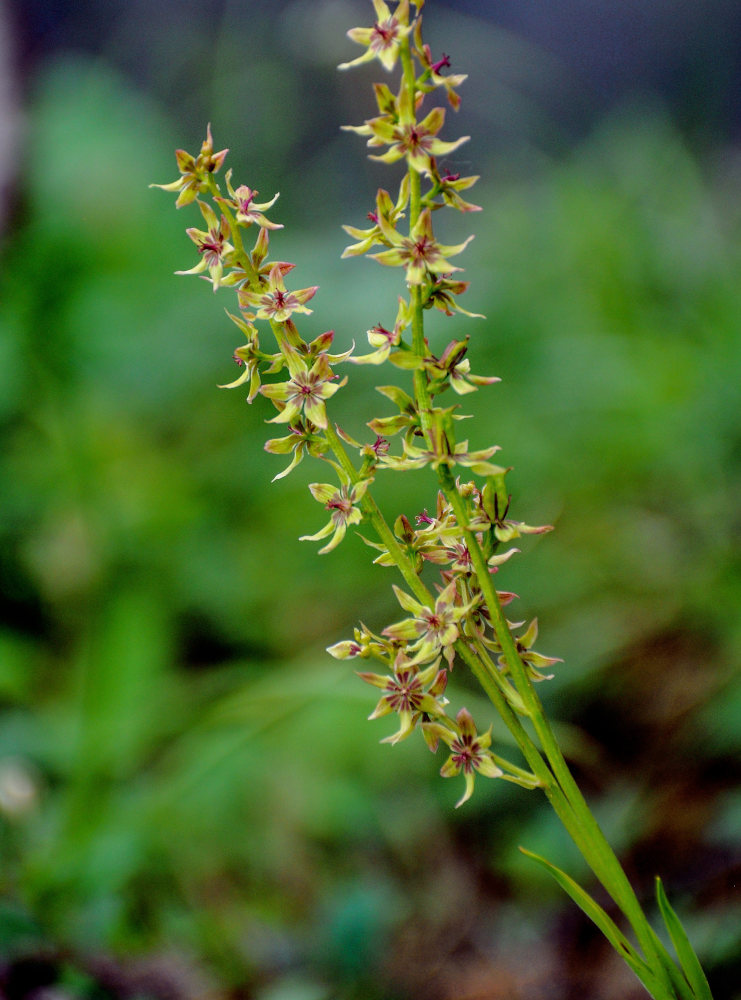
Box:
151 123 352 497
328 617 505 807
328 473 554 803
153 8 717 993
151 123 228 208
154 1 555 808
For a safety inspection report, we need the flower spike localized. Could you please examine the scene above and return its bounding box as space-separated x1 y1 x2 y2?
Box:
151 5 711 989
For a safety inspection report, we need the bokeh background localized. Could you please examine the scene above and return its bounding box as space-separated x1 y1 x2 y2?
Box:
0 1 739 998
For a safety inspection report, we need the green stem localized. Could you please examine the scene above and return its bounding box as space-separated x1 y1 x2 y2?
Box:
395 33 676 996
439 468 673 984
454 639 628 896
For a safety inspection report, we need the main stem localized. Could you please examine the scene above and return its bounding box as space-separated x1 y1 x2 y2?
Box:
398 38 674 996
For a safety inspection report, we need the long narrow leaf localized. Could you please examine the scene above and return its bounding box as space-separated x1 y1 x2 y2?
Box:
656 878 714 1000
647 926 696 1000
519 847 665 998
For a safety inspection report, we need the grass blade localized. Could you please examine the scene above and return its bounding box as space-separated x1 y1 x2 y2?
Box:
655 878 713 1000
519 847 666 998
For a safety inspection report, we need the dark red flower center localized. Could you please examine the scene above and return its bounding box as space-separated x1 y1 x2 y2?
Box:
327 496 352 515
199 234 224 258
372 20 396 46
385 673 423 712
451 734 479 773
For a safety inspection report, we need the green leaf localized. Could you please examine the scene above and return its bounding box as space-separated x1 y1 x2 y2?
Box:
645 926 696 1000
519 848 665 998
655 878 714 1000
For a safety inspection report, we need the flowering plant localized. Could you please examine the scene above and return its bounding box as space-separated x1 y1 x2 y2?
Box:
153 3 713 997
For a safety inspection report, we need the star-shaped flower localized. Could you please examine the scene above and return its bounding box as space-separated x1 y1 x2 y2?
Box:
342 180 409 258
358 512 452 573
432 170 482 213
263 419 328 481
382 579 477 667
367 384 421 440
370 208 473 286
215 170 283 230
150 124 228 207
370 108 469 174
424 275 484 318
176 201 234 289
338 0 412 72
379 434 504 477
351 297 411 365
260 353 346 429
239 262 318 323
327 622 397 663
345 79 469 176
413 31 469 110
425 338 500 395
358 652 449 745
479 488 554 543
425 708 503 807
217 312 280 402
500 618 562 682
300 479 371 554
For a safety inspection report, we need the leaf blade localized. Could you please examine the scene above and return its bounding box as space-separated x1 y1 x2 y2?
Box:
519 847 666 998
655 878 714 1000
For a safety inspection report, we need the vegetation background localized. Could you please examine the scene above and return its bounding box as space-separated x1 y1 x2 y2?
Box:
0 1 739 998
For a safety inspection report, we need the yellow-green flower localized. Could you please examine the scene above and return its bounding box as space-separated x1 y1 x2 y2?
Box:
300 479 371 554
215 170 282 230
370 207 473 285
426 708 503 807
413 30 469 110
370 105 469 174
176 201 233 290
260 353 345 429
379 433 504 477
426 337 500 395
217 312 275 402
150 124 228 208
239 262 318 323
342 180 409 258
351 296 411 364
358 653 448 744
424 275 484 318
501 619 562 682
345 79 469 175
382 579 477 667
338 0 412 72
263 420 328 482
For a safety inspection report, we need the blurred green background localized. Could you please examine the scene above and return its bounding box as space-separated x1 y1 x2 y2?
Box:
0 1 739 998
